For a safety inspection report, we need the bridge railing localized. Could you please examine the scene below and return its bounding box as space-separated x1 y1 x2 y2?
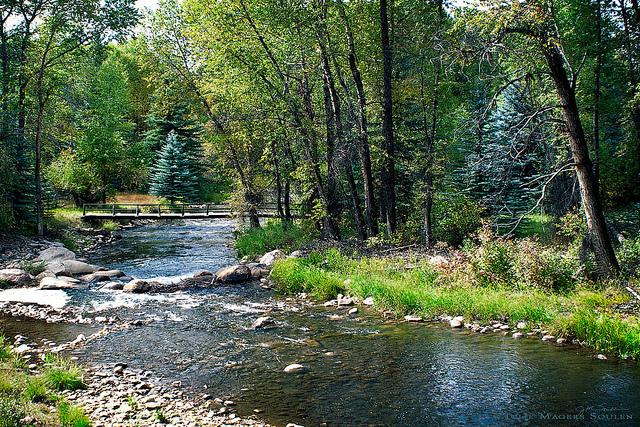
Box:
81 202 292 218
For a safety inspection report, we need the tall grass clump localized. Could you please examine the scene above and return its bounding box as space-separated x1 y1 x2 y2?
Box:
42 354 85 391
235 221 316 258
58 402 91 427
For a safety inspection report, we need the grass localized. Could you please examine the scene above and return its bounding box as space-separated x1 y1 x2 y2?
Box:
20 259 47 276
270 249 640 361
235 221 316 258
0 336 90 426
112 193 161 204
42 354 85 391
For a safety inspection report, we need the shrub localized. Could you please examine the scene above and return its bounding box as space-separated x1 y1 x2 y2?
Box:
433 194 484 246
618 235 640 277
42 354 85 391
0 336 12 361
20 260 46 276
58 402 91 427
100 220 119 232
235 221 315 258
0 397 24 427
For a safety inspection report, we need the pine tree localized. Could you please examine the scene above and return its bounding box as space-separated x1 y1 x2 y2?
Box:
149 131 199 203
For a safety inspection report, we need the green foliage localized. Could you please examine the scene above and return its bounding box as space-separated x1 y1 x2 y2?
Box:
618 235 640 277
149 131 200 203
154 410 169 423
565 311 640 360
466 230 581 292
235 221 316 258
58 402 91 427
433 195 484 246
46 151 102 204
42 354 85 392
100 220 119 232
24 377 56 404
0 397 25 427
20 260 47 276
0 336 11 361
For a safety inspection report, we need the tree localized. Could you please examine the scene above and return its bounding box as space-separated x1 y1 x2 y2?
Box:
150 131 199 203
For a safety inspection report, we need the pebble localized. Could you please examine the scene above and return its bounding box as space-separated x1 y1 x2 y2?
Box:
512 332 524 339
404 315 422 322
542 335 556 341
283 364 305 373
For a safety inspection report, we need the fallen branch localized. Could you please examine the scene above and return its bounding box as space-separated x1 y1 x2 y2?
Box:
625 285 640 302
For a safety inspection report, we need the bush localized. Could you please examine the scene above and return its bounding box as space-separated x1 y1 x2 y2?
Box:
618 235 640 277
433 194 484 246
0 397 24 427
100 220 119 232
58 402 91 427
235 221 316 258
20 260 46 276
0 336 11 361
42 354 85 391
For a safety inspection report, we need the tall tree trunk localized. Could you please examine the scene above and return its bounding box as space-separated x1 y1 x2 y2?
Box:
620 0 640 167
544 46 619 275
337 0 378 237
271 140 285 221
379 0 397 234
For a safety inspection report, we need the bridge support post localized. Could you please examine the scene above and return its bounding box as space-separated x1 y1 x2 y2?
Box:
182 204 185 216
112 204 115 216
136 205 140 217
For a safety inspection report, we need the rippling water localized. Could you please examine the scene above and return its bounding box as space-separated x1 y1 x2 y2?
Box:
2 219 639 426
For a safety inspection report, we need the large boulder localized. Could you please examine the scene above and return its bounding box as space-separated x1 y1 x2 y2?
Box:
249 264 270 279
60 260 99 275
259 250 286 267
0 269 33 287
39 276 80 290
215 265 251 284
35 247 76 264
123 279 151 293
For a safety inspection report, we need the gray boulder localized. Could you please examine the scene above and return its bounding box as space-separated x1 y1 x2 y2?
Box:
80 270 124 282
259 250 286 267
35 247 76 264
215 265 251 283
100 282 125 291
0 268 33 287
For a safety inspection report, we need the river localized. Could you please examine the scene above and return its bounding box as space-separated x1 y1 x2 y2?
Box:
1 219 639 426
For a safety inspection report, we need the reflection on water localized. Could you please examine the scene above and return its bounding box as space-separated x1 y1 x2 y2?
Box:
1 219 639 426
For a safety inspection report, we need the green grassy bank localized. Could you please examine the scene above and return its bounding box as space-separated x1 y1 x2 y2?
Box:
0 337 91 427
269 248 640 361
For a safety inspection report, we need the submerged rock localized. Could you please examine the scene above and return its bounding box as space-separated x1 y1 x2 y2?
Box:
251 316 274 329
193 270 213 278
259 250 286 267
283 363 305 373
512 332 524 339
100 282 124 291
215 265 251 284
404 315 423 322
81 270 124 282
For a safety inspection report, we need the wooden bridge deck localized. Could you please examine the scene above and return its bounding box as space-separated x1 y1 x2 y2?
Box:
81 203 283 220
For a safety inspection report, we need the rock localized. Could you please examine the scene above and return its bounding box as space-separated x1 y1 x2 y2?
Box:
283 363 305 373
123 280 150 293
215 265 251 284
362 296 374 306
516 321 527 330
404 315 422 322
60 260 99 275
39 276 79 290
251 316 274 329
35 247 76 264
35 271 56 281
500 324 510 331
556 338 567 344
13 344 30 354
259 250 286 267
512 332 524 339
337 296 354 306
541 335 555 341
250 265 270 279
81 270 124 282
289 250 303 258
100 282 124 291
596 354 607 360
429 255 449 267
193 270 213 278
348 307 358 315
324 300 338 307
449 317 463 328
0 268 33 287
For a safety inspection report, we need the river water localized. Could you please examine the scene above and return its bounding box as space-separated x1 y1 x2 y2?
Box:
1 219 640 426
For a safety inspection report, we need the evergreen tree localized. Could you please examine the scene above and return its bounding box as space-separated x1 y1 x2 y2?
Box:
149 131 199 203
